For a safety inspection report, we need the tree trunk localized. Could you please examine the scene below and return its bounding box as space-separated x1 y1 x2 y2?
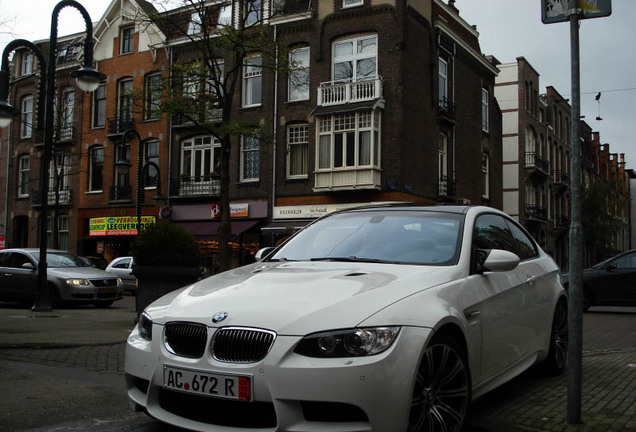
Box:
217 135 232 272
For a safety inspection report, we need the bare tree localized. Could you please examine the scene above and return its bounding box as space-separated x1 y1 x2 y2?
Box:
133 0 296 271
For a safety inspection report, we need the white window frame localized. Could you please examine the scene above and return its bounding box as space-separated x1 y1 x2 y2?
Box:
145 73 162 120
60 87 75 139
342 0 364 8
180 135 222 178
243 55 262 107
21 96 33 138
481 88 489 133
218 3 233 26
144 141 159 189
120 27 134 54
316 110 380 170
49 153 71 194
438 57 448 105
287 124 309 179
332 34 377 83
92 83 106 128
21 52 34 76
88 146 104 192
188 11 203 35
118 79 133 124
58 215 69 251
438 133 448 182
18 155 30 197
288 47 310 102
240 134 260 182
482 152 490 198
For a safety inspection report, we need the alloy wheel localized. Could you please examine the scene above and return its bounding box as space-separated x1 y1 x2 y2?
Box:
408 338 470 432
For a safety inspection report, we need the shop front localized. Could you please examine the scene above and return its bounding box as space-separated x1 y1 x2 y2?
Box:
169 200 267 274
79 210 157 264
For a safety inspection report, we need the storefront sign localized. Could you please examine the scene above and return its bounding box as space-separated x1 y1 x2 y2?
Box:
0 235 4 250
89 216 157 236
273 203 391 219
211 203 249 219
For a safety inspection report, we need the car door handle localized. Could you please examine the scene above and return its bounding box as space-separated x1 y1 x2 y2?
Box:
464 310 481 320
526 275 538 285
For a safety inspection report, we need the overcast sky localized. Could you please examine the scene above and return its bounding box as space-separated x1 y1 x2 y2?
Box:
1 0 633 169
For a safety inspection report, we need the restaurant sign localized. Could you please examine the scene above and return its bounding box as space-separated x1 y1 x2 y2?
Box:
89 216 157 236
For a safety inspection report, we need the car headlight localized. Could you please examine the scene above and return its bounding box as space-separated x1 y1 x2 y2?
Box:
66 279 90 286
294 327 400 358
138 312 153 341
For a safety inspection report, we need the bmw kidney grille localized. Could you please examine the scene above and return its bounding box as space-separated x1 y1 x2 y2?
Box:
164 322 208 358
211 327 276 363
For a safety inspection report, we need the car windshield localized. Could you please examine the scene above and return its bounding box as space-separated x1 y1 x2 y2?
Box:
32 252 92 268
269 210 463 265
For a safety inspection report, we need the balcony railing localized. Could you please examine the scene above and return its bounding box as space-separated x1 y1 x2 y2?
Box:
317 77 383 107
172 109 223 127
56 125 73 142
437 175 456 199
437 97 456 119
525 152 550 175
107 116 135 136
525 204 548 222
553 170 569 187
109 184 132 202
32 188 71 206
170 176 221 197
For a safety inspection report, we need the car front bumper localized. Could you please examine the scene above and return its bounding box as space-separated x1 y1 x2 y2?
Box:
125 324 431 432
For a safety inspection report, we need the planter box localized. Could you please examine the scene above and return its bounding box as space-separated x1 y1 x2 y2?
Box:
133 265 201 316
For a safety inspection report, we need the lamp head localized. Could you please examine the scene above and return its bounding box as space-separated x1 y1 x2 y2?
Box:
0 99 17 128
72 66 106 92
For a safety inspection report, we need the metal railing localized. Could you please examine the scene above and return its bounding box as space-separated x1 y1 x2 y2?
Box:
170 176 221 197
437 175 456 198
525 152 550 174
525 204 548 221
32 188 71 206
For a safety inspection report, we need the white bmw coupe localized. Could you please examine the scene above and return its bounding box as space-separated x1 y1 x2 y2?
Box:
126 205 568 432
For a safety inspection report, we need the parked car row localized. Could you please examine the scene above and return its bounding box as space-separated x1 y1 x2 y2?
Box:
0 248 123 308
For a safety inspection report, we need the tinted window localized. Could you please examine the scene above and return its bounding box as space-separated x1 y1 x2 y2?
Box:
614 252 636 269
473 214 516 253
506 219 538 260
113 258 132 269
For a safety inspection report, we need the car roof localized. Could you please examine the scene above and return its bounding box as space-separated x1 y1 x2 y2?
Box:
329 203 499 216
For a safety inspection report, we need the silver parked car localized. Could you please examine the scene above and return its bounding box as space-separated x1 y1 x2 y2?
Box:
105 256 137 293
125 205 568 432
0 248 123 308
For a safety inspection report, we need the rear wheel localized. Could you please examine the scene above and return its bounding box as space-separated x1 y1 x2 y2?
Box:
542 300 568 375
408 335 471 432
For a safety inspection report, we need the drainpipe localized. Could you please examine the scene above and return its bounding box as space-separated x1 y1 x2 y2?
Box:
167 44 173 209
271 25 278 222
3 119 10 246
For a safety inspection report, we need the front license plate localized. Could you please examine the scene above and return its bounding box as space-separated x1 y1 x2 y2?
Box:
163 366 251 401
98 287 118 294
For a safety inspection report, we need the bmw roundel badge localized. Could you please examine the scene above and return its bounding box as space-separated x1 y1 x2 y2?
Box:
212 311 228 323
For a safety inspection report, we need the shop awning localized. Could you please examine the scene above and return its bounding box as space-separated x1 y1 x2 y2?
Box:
177 220 260 238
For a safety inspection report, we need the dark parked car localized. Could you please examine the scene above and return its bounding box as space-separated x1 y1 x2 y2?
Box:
0 248 123 307
561 249 636 311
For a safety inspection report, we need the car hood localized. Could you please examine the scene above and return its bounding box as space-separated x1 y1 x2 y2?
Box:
147 261 461 335
48 266 117 279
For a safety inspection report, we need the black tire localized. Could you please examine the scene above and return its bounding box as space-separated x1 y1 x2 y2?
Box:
408 335 471 432
94 300 114 308
542 300 568 375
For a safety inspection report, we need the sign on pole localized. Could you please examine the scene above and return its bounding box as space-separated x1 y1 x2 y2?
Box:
542 0 612 23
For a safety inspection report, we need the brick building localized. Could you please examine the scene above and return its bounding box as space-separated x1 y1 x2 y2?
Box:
1 0 502 271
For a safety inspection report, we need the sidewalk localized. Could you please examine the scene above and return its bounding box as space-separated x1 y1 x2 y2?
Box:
0 298 634 432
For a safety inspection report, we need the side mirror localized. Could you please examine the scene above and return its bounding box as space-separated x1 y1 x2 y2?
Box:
254 247 275 262
21 262 36 270
604 263 617 271
482 249 520 272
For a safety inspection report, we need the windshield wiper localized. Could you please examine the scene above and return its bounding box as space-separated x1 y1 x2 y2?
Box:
310 256 400 264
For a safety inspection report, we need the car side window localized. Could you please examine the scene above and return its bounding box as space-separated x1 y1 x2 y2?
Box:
473 214 516 254
505 219 538 260
9 252 33 269
614 252 636 269
0 252 8 267
114 258 132 269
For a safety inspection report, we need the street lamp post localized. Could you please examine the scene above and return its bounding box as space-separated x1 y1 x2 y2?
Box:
0 0 105 312
120 128 163 237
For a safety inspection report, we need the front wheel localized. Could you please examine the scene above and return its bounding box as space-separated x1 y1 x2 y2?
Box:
408 335 471 432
